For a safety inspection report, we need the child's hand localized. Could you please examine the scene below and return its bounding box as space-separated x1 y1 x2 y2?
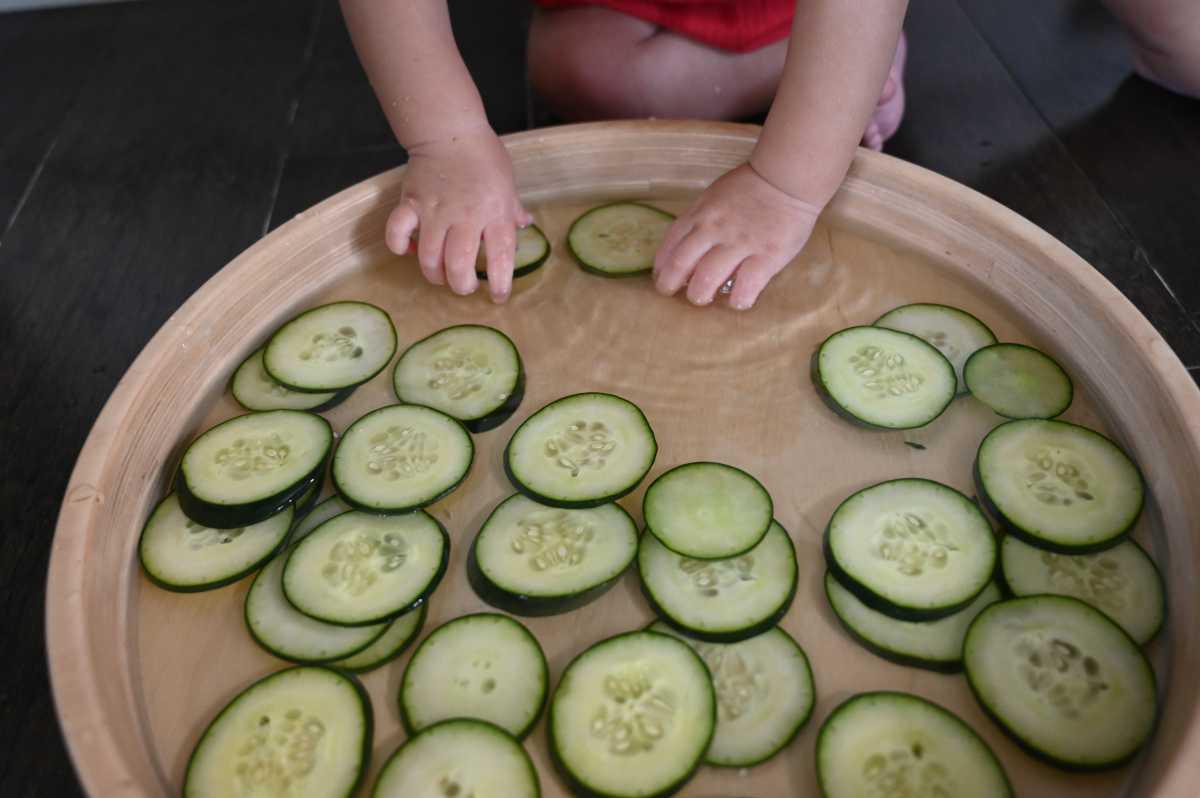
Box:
653 163 821 310
386 127 532 303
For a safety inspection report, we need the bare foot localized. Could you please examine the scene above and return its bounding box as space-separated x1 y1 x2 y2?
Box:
862 33 907 151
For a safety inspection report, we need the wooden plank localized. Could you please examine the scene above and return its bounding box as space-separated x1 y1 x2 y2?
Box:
956 0 1200 356
0 6 116 232
0 1 321 794
287 0 532 160
269 148 405 231
891 0 1200 366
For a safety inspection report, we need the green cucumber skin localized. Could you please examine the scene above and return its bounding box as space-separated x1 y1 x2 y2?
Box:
461 369 525 433
263 301 397 393
996 536 1167 644
182 666 374 798
568 202 675 279
391 325 526 433
398 613 550 741
466 534 625 616
175 464 316 530
290 473 323 520
639 525 798 643
502 453 634 509
137 498 293 594
642 462 773 562
176 415 332 528
503 393 657 509
963 342 1074 420
331 410 474 514
477 223 551 279
703 633 815 769
282 516 451 627
242 566 387 665
963 598 1158 772
822 573 964 674
972 457 1136 556
374 718 542 798
823 478 996 621
338 603 428 674
816 691 1014 798
809 341 954 431
547 630 714 798
822 532 987 623
873 303 997 397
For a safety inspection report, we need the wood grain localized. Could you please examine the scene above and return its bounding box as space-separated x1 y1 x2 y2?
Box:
46 121 1200 796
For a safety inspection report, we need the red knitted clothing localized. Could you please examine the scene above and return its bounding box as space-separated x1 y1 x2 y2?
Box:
534 0 794 53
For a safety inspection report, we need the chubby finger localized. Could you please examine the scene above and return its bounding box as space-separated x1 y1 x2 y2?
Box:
416 220 448 286
517 206 534 228
443 224 483 296
653 217 693 277
386 202 419 256
483 221 516 303
685 245 745 306
654 228 714 296
727 254 786 310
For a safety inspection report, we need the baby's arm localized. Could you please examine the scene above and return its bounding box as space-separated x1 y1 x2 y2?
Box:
341 0 530 302
654 0 909 309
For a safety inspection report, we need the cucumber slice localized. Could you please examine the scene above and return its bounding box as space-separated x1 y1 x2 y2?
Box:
1000 535 1165 644
138 493 292 592
649 622 815 768
642 461 773 559
263 301 397 392
333 404 474 514
549 631 714 798
875 303 998 394
245 545 388 664
183 666 372 798
372 718 539 798
400 613 549 739
963 595 1157 770
291 474 322 518
477 223 552 279
177 410 333 528
332 604 426 673
505 392 657 508
639 520 797 642
282 510 449 626
816 691 1012 798
291 495 351 542
825 478 997 621
965 343 1073 419
567 201 674 277
825 572 1002 672
813 326 957 429
392 325 524 433
230 348 353 412
975 419 1144 553
467 494 638 616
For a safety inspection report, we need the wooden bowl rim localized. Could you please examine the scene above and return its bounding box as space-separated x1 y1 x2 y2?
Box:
45 119 1200 796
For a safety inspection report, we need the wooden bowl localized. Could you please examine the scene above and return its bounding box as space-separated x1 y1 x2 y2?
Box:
46 120 1200 797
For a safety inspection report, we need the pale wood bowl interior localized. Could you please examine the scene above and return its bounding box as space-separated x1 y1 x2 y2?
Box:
46 121 1200 796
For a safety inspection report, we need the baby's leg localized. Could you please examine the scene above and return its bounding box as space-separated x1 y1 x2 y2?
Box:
528 6 906 148
1103 0 1200 97
527 6 788 120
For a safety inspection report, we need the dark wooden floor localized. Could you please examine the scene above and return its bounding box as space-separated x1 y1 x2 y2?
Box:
1 1 1197 794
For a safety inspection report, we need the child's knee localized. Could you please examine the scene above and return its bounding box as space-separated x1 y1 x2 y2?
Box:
527 9 652 120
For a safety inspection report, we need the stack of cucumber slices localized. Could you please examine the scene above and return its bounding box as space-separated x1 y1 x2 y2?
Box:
138 237 1169 797
817 301 1164 775
815 302 1075 429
